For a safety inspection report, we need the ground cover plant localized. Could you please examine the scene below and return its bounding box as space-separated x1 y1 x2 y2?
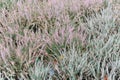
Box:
0 0 120 80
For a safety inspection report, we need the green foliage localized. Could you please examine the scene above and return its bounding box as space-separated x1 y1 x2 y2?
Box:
29 58 50 80
0 0 16 9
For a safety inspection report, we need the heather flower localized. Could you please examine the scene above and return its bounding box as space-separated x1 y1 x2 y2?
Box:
84 0 103 7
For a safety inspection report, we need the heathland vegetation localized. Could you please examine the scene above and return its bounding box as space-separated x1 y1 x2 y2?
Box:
0 0 120 80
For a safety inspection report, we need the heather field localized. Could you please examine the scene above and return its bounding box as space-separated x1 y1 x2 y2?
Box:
0 0 120 80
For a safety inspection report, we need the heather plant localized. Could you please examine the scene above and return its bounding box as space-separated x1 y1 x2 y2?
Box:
0 25 48 79
45 26 87 58
0 0 120 80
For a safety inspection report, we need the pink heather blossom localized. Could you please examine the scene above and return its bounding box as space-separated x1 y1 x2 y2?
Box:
84 0 103 7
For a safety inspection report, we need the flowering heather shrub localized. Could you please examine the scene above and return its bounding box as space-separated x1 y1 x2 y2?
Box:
0 0 120 80
0 27 43 78
50 26 86 46
45 26 87 60
84 0 103 7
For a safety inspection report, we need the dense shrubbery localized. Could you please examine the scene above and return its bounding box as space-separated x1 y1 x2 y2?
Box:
0 0 120 80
